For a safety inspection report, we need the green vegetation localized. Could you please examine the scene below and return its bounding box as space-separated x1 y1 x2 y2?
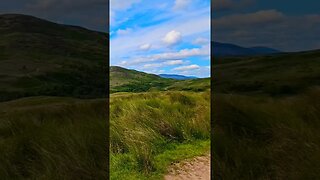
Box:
110 66 175 93
214 50 320 96
0 14 210 179
167 78 210 92
0 97 108 179
0 14 109 179
0 14 108 102
213 50 320 179
110 66 210 93
110 91 210 179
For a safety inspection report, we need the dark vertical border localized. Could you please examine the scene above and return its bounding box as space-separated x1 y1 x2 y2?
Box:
106 0 110 179
210 0 214 179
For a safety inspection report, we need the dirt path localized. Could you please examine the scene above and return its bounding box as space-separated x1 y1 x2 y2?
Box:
164 154 211 180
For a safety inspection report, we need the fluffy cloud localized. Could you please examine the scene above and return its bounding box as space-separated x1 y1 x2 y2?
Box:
164 60 184 65
173 64 200 71
163 30 182 46
139 43 152 51
141 60 184 70
121 46 209 66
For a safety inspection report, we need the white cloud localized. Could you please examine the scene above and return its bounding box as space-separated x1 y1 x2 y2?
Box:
163 30 182 46
164 60 184 65
193 37 209 45
139 43 152 51
122 46 209 66
173 64 200 71
174 0 191 10
141 60 185 70
117 28 132 35
142 63 163 69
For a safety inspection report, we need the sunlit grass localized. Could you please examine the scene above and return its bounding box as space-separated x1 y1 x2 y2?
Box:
110 91 211 179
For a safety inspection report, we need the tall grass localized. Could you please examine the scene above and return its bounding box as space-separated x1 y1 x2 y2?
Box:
0 97 108 179
213 87 320 179
110 91 210 179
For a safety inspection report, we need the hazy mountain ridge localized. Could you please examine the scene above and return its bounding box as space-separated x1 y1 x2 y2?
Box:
159 74 198 80
213 42 280 57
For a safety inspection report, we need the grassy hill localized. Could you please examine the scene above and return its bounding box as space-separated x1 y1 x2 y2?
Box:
110 66 175 93
0 14 108 101
213 49 320 179
0 14 109 179
110 66 211 93
167 78 210 92
214 50 320 96
0 96 108 179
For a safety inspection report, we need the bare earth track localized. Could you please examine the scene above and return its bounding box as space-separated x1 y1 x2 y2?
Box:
164 154 211 180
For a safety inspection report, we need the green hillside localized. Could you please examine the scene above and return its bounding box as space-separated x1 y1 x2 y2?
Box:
110 66 175 93
0 14 108 101
214 50 320 96
0 96 108 179
110 66 211 93
213 50 320 179
167 78 210 92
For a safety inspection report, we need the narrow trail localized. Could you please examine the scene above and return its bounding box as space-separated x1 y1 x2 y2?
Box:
164 154 211 180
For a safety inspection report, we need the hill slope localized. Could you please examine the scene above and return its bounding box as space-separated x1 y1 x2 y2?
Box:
110 66 211 93
110 66 176 93
0 14 108 101
214 49 320 96
213 49 320 179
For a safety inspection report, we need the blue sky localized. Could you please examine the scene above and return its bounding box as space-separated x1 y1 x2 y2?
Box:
110 0 211 78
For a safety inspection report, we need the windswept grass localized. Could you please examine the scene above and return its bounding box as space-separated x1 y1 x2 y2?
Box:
0 97 108 179
110 91 211 179
213 87 320 179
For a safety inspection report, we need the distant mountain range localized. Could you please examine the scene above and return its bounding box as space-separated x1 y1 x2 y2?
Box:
213 42 281 57
159 74 198 80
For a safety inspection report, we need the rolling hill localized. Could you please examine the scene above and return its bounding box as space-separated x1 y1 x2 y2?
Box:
214 49 320 96
110 66 211 93
213 49 320 179
0 14 108 101
110 66 175 93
